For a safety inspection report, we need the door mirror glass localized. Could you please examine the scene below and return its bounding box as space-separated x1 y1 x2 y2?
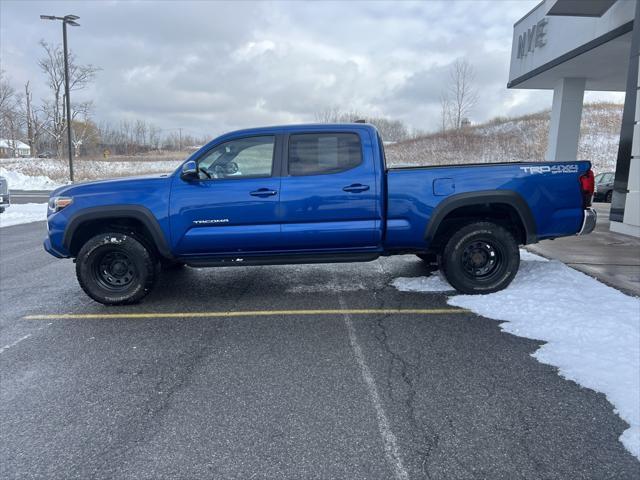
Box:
180 160 199 181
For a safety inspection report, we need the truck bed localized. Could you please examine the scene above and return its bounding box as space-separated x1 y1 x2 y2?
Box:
384 160 591 251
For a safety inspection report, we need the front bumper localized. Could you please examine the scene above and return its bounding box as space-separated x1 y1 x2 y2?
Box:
43 237 67 258
0 193 10 208
577 208 597 235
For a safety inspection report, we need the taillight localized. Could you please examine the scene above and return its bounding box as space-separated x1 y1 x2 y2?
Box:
579 169 595 208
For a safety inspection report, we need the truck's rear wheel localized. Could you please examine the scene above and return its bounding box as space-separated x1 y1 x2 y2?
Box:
76 232 158 305
441 221 519 294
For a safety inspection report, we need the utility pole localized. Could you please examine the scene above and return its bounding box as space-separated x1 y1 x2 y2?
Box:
40 14 80 182
178 127 182 151
62 19 74 181
25 82 34 157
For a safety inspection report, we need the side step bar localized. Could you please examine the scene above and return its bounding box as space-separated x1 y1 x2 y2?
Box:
184 252 380 268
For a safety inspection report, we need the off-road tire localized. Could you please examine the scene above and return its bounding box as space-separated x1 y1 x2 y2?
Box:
76 232 158 305
441 221 519 295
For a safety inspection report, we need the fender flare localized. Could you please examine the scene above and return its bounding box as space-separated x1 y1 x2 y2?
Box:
424 190 537 245
63 205 173 258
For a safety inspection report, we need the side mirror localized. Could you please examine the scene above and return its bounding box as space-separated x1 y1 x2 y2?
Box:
180 160 199 181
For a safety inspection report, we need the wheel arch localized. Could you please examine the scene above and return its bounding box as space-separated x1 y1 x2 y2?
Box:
63 205 172 259
424 190 537 247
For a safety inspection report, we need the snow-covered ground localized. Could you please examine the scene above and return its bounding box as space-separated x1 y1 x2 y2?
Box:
0 157 180 184
0 167 62 190
392 250 640 459
0 203 47 228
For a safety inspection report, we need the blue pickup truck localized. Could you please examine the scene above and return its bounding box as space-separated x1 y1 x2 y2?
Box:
44 123 596 305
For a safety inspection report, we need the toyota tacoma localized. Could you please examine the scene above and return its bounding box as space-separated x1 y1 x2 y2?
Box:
44 124 596 305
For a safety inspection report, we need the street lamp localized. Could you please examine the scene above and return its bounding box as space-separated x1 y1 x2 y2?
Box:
40 14 80 182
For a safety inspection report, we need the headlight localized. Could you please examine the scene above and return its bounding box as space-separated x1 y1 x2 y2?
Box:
48 196 73 213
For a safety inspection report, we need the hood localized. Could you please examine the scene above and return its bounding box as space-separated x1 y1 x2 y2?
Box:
51 173 172 197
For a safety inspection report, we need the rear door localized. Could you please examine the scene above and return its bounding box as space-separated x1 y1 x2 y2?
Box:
170 135 282 255
278 130 380 251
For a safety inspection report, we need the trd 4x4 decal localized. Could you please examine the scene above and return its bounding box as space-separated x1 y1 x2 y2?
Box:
520 165 579 175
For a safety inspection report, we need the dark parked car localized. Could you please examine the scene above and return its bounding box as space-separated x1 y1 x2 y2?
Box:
0 176 10 213
594 172 615 202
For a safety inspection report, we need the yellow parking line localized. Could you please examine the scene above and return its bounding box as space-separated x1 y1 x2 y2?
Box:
23 308 467 320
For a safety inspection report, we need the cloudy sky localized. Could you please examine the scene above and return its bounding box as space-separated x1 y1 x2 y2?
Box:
0 0 623 139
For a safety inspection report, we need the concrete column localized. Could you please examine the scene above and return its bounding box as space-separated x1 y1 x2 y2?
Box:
610 5 640 237
611 75 640 236
546 78 586 161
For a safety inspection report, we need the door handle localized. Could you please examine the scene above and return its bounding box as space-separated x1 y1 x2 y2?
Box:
343 184 370 193
250 188 278 197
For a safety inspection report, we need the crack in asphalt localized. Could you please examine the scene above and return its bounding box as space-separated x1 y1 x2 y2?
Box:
374 313 441 479
371 258 477 479
92 321 226 474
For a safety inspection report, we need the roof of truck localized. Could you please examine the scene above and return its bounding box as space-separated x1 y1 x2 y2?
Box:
218 122 378 138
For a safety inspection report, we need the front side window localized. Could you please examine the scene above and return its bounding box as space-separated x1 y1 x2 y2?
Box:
198 136 275 180
288 133 362 176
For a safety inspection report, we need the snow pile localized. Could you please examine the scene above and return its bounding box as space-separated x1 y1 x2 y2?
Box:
0 167 62 190
0 203 47 227
392 251 640 459
391 274 453 292
287 282 368 293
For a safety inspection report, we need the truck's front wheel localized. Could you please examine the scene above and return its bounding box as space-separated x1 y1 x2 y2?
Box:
441 221 519 294
76 232 158 305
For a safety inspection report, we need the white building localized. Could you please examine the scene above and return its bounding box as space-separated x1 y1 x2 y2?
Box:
509 0 639 237
0 139 30 157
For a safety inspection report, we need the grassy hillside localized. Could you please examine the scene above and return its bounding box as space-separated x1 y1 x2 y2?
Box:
386 102 623 174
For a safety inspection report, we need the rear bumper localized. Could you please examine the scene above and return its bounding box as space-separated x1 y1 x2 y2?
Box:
0 193 10 208
577 208 597 235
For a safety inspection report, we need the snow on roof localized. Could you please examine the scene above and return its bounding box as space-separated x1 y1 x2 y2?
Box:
0 139 30 150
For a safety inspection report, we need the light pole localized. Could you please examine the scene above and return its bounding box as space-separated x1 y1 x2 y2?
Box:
40 14 80 183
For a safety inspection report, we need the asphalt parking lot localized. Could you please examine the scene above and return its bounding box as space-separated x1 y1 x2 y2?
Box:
1 221 639 479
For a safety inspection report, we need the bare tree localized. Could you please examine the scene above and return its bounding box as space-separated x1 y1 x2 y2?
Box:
148 124 162 150
134 120 148 149
439 92 451 133
0 71 23 155
314 107 409 142
314 106 343 123
368 117 407 143
38 40 100 158
314 106 361 123
447 58 477 130
70 104 97 157
22 81 46 156
0 70 16 114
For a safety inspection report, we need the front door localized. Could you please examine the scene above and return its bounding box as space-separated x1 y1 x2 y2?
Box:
170 135 281 255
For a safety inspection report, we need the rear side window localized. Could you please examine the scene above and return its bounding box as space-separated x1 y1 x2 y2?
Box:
288 133 362 176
